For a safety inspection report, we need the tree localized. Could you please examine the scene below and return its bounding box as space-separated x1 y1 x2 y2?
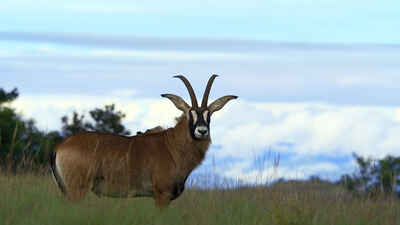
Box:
61 104 130 137
0 88 18 104
0 106 26 160
0 88 25 160
61 112 88 137
373 156 400 195
0 87 62 171
338 153 400 197
86 104 130 135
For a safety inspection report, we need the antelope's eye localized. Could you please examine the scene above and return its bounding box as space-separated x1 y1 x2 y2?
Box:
190 110 198 124
202 110 209 124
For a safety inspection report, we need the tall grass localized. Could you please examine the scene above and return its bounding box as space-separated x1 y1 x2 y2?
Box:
1 127 398 225
0 172 399 225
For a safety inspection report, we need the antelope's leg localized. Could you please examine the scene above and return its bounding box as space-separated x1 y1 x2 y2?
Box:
154 193 171 208
153 185 172 208
57 152 95 201
64 176 92 201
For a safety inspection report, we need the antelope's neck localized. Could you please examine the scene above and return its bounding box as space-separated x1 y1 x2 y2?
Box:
167 115 211 173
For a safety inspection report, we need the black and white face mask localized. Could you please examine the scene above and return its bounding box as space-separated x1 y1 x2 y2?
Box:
188 109 210 140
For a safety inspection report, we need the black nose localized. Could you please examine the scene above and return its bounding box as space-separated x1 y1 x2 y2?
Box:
198 129 208 135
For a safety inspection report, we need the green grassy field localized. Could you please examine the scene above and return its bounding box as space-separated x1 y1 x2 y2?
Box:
0 173 399 225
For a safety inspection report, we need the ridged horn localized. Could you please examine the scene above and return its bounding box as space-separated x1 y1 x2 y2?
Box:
173 75 199 108
201 74 218 108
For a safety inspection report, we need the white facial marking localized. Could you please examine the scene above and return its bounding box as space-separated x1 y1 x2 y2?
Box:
203 110 209 124
191 110 198 124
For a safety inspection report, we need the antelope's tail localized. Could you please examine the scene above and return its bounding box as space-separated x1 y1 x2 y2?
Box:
49 151 66 194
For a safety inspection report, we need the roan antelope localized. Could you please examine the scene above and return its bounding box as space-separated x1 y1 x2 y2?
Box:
50 75 237 208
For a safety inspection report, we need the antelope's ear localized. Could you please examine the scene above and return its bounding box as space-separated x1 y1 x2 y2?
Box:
161 94 191 112
208 95 238 114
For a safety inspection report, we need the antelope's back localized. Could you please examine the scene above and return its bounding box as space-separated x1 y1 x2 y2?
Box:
53 132 169 173
53 133 133 172
56 132 133 153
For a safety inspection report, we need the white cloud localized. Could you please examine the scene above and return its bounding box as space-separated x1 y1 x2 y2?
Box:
110 89 138 98
214 101 400 159
218 162 339 184
394 109 400 123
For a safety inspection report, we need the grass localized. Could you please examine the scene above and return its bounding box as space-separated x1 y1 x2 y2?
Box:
0 172 399 225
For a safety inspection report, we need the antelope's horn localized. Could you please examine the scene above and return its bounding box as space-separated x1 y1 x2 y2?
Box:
174 75 199 108
201 74 218 108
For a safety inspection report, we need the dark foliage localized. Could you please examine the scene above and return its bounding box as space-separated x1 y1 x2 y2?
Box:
61 104 130 137
61 112 88 137
0 88 63 172
338 153 400 197
0 88 18 104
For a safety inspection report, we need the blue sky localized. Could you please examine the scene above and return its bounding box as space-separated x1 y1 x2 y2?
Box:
2 0 400 183
1 0 400 43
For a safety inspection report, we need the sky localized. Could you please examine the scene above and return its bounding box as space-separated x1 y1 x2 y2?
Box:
1 0 400 184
